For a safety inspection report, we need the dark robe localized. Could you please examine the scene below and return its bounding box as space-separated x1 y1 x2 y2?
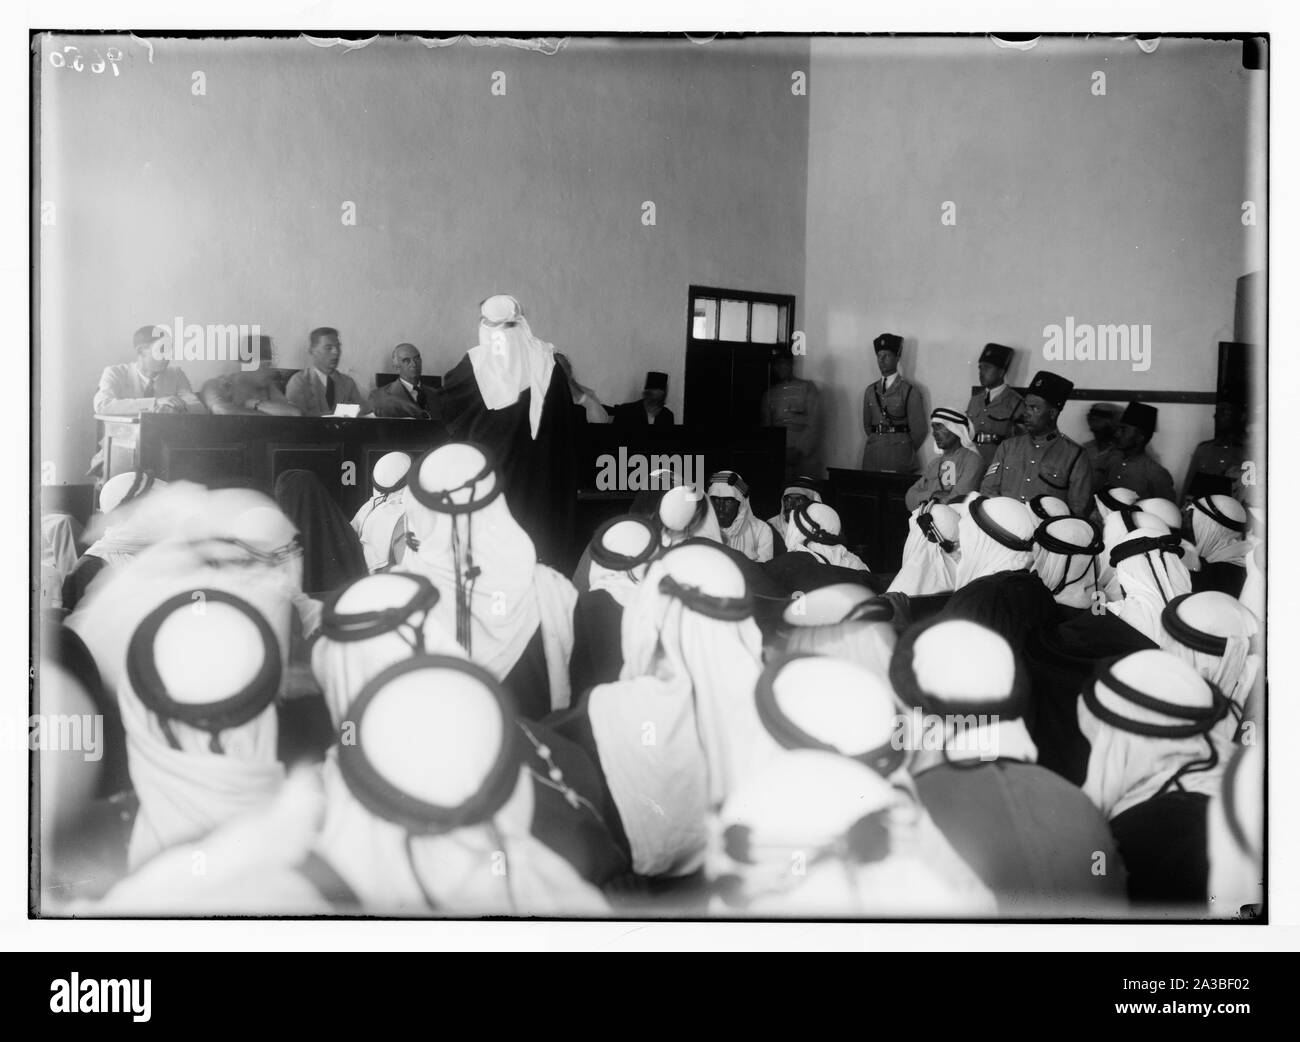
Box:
940 569 1056 650
571 589 625 697
545 688 630 859
761 552 890 599
611 401 674 430
1023 612 1159 785
501 627 555 723
273 470 368 596
42 620 130 799
437 357 577 572
524 720 631 885
1191 562 1247 599
915 759 1128 914
61 554 108 614
1109 791 1209 908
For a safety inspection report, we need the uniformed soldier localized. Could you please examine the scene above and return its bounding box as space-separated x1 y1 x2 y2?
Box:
1183 399 1247 502
1101 402 1177 502
965 342 1026 468
980 370 1092 516
1080 402 1122 492
760 344 821 482
860 333 927 473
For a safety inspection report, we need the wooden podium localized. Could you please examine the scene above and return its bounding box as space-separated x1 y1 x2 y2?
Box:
826 468 915 572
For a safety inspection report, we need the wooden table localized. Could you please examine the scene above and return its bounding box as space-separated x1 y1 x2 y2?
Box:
139 414 449 516
94 414 141 482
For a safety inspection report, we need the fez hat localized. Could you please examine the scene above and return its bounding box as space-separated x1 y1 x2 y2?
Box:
873 333 903 355
1120 401 1158 439
1025 371 1074 411
644 371 669 392
771 343 794 361
978 343 1014 370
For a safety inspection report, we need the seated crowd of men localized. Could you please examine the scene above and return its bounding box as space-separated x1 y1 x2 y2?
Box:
39 308 1261 918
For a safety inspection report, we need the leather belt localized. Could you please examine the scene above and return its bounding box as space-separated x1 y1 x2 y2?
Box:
974 432 1003 444
869 424 909 435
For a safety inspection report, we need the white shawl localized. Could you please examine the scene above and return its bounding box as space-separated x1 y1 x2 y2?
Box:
467 297 557 440
888 508 959 595
587 558 780 875
402 490 577 712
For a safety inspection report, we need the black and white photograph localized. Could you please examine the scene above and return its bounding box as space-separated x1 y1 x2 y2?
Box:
17 4 1295 962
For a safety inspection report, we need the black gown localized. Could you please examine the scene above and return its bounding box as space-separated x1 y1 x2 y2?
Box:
1109 791 1210 907
570 590 625 698
1022 611 1159 785
1191 561 1247 599
939 568 1057 650
437 357 577 572
273 470 368 596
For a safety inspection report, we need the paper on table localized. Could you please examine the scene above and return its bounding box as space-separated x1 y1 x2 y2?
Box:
332 404 361 418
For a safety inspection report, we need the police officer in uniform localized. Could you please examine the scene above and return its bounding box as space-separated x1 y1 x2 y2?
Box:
965 342 1026 468
980 370 1092 516
1101 402 1177 502
861 332 927 473
761 343 821 482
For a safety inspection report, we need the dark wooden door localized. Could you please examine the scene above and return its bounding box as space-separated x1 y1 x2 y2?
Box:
684 286 795 431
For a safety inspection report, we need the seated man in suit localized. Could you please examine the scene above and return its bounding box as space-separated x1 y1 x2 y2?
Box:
95 325 207 418
371 342 437 419
90 324 208 476
284 327 373 416
200 335 301 416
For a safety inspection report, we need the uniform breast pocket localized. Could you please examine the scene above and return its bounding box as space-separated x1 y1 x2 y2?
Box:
1039 457 1074 491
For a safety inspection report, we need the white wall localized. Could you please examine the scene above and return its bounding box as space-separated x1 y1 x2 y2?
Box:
801 36 1265 491
38 34 809 483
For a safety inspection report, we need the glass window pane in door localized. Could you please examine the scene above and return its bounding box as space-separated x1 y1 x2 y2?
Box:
693 297 717 340
750 303 779 344
719 299 749 341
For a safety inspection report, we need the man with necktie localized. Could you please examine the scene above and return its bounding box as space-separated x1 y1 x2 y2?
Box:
284 327 372 416
965 342 1026 468
372 342 438 419
860 332 926 472
90 325 207 476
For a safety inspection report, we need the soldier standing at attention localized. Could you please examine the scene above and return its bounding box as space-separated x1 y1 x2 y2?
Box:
965 342 1025 469
861 332 926 473
760 343 821 482
980 370 1092 516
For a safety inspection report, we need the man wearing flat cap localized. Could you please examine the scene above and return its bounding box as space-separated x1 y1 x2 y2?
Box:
965 343 1026 468
760 343 821 481
861 333 927 472
980 370 1092 515
612 371 674 429
1100 402 1176 501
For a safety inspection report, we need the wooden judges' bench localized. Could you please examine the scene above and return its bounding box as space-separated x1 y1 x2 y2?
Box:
138 415 789 569
138 414 449 518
